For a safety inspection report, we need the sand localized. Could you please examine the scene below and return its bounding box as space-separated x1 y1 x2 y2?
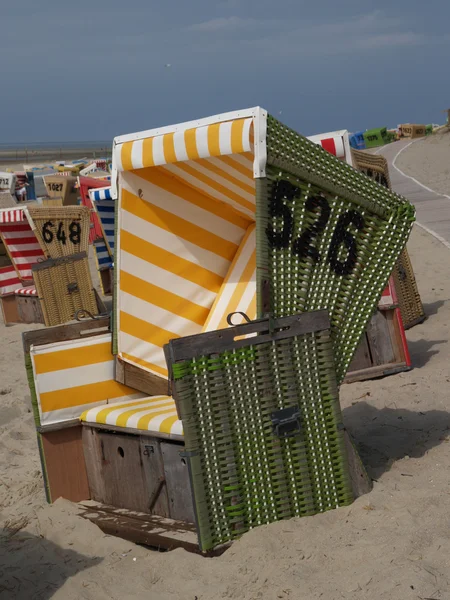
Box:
1 178 450 597
397 129 450 196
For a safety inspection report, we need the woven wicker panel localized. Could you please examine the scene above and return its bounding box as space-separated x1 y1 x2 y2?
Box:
392 248 425 328
168 311 353 551
259 116 415 383
32 252 98 326
350 149 392 189
27 206 90 259
351 148 425 329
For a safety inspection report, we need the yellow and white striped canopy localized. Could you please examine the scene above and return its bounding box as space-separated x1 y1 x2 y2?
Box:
31 333 145 427
115 117 253 172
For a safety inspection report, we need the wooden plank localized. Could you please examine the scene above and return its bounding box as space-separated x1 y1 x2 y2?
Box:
344 362 410 383
31 251 88 272
161 442 195 523
38 419 80 433
93 431 153 513
388 309 408 364
168 310 330 363
0 295 20 326
347 333 372 372
140 438 170 517
94 288 107 314
78 502 206 554
16 296 45 324
82 426 107 502
99 269 112 296
344 430 372 498
22 316 110 353
115 357 169 396
366 310 395 366
41 425 90 503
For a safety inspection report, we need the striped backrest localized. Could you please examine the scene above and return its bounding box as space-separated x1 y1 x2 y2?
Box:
0 209 45 280
308 130 353 166
202 224 256 331
0 265 21 295
89 186 112 202
30 332 145 427
78 176 108 243
90 188 115 256
94 239 113 269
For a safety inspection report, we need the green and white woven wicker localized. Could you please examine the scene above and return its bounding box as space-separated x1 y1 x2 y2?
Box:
258 115 415 382
167 311 353 551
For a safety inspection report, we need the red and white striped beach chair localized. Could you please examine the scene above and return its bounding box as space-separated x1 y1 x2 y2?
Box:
0 208 45 281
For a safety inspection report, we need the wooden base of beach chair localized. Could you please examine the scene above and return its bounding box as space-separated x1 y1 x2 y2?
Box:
81 425 195 523
115 357 169 397
38 424 90 503
78 502 227 556
16 295 45 324
0 294 20 325
99 267 113 296
78 428 370 555
345 307 410 383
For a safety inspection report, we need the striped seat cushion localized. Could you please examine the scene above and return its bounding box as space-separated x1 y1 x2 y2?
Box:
15 286 37 296
80 395 182 437
94 239 113 269
93 198 114 256
0 265 21 296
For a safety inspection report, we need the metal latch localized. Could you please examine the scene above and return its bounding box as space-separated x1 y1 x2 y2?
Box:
143 445 155 456
67 282 79 293
271 405 302 438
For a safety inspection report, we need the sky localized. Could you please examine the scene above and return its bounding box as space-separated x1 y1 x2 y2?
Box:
3 0 449 142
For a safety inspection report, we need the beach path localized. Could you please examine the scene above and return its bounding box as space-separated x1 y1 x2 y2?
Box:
376 139 450 248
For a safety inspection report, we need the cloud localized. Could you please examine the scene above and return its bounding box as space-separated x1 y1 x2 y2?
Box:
188 16 251 32
185 10 427 58
357 32 425 49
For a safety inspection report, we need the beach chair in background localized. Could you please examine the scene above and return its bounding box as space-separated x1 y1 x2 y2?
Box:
89 186 114 256
25 206 101 325
93 239 113 295
0 208 45 324
43 174 79 206
23 107 414 552
89 186 115 294
0 171 17 195
351 148 425 331
399 124 426 139
307 129 354 165
363 127 388 148
349 131 366 150
78 176 109 243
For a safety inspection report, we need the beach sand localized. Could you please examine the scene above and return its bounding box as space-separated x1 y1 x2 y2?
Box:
1 194 450 595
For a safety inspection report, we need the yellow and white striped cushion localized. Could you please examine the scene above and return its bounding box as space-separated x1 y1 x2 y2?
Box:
80 395 182 437
31 333 145 427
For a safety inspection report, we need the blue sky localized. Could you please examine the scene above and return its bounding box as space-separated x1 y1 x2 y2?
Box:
4 0 449 142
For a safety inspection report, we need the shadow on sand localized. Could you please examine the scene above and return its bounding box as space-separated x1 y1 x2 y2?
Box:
344 401 450 480
407 337 447 369
0 529 102 600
